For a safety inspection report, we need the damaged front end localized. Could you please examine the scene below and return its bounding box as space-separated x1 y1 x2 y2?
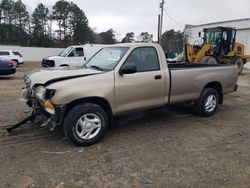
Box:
7 78 64 132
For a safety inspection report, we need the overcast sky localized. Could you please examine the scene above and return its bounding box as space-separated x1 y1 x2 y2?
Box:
22 0 250 40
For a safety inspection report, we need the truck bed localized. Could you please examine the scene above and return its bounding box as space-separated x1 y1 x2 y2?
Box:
167 62 238 104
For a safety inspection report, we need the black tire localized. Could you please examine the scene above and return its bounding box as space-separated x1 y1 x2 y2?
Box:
59 64 69 67
194 88 219 117
12 60 19 67
201 56 218 64
63 103 108 146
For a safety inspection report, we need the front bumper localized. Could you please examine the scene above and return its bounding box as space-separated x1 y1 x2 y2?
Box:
28 101 65 130
23 88 64 130
41 59 55 67
22 85 65 130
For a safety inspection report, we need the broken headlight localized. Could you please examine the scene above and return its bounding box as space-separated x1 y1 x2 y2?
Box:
34 86 56 100
34 86 46 100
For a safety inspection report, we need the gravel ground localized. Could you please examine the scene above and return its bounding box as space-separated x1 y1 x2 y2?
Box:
0 62 250 188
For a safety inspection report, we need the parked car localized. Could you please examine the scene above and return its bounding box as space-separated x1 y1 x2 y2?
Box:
41 44 109 68
0 57 16 75
0 50 24 67
21 43 239 146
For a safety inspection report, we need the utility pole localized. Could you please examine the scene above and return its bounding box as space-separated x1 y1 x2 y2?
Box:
157 14 161 43
158 0 165 45
0 8 3 24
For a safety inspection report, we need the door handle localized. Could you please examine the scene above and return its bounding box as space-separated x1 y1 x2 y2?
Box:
155 75 162 80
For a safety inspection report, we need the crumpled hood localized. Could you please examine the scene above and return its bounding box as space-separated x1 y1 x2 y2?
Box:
27 67 102 88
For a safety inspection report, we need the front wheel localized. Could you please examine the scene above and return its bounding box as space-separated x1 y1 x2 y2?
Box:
63 103 108 146
194 88 219 117
13 60 19 67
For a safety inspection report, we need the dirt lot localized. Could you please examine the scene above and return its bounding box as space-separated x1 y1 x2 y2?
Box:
0 62 250 188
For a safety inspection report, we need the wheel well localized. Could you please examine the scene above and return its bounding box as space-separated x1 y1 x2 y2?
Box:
64 97 113 124
204 82 223 104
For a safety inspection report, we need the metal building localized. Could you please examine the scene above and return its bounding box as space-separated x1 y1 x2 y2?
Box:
184 18 250 55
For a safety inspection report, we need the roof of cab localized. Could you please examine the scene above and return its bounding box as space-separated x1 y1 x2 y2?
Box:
68 44 110 48
111 43 159 48
68 43 159 49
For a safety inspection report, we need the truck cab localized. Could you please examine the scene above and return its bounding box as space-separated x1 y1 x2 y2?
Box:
41 44 108 68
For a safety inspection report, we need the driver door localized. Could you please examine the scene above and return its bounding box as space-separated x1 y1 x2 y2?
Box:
67 47 85 66
115 47 165 114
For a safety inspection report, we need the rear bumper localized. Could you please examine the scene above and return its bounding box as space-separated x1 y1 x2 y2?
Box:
0 68 16 75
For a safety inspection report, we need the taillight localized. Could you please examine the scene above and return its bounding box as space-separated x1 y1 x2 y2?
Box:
8 60 14 67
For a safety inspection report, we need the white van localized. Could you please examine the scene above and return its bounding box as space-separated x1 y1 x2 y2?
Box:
41 44 108 67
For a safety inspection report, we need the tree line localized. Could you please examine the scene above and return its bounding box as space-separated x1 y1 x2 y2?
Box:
0 0 183 53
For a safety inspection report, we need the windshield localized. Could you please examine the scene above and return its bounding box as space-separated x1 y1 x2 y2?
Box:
203 29 222 44
58 47 74 57
86 47 129 71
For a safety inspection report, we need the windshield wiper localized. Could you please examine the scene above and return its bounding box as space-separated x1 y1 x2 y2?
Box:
89 65 104 71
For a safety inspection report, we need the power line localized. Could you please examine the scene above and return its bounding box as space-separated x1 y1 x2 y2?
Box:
163 9 184 29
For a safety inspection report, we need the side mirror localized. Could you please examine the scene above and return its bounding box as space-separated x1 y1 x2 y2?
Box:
119 63 137 75
84 57 87 61
198 32 201 38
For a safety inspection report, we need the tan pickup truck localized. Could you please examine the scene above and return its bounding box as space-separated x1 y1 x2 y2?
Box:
20 43 239 146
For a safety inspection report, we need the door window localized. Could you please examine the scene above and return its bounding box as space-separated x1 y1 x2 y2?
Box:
124 47 160 72
68 48 84 57
0 51 10 56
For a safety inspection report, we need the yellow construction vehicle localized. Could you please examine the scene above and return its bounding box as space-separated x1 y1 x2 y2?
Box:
185 26 250 74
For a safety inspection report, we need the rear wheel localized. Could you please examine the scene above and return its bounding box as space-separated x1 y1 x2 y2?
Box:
201 56 218 64
194 88 219 117
63 103 108 146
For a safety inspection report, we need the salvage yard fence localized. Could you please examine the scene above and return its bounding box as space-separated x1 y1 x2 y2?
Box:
0 45 249 68
0 45 63 62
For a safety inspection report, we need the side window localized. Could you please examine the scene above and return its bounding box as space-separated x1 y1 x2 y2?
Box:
222 31 228 41
68 48 84 57
124 47 160 72
0 51 10 56
75 48 84 57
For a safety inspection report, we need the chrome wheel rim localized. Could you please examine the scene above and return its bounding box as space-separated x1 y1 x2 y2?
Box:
75 113 102 140
205 94 217 112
